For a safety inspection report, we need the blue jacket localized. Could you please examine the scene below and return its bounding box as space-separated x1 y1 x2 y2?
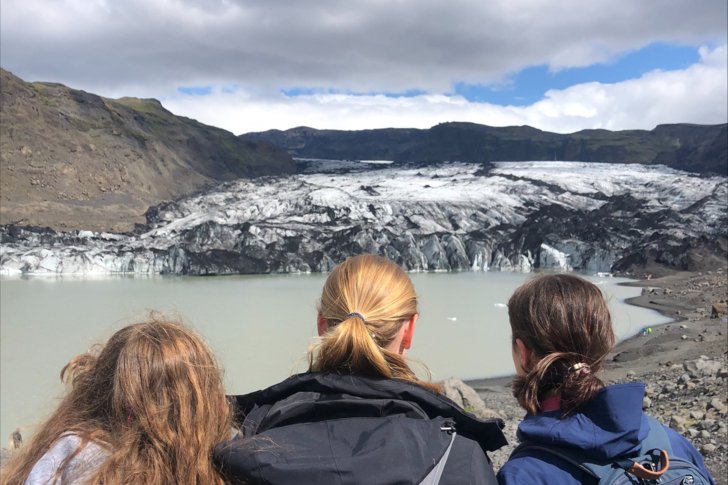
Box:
497 383 714 485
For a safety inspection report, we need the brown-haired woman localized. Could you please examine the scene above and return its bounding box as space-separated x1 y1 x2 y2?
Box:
215 254 506 485
1 317 231 485
498 274 714 485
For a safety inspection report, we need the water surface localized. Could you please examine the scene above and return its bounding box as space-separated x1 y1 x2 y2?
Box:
0 272 669 439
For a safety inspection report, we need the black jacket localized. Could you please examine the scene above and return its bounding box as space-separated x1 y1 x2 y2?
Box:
215 372 507 485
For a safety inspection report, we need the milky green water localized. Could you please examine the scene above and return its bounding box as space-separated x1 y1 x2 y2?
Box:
0 272 669 440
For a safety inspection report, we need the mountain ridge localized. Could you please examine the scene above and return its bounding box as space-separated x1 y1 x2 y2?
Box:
242 121 727 174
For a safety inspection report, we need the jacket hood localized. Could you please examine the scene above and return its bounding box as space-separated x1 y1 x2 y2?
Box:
517 382 650 460
234 372 506 452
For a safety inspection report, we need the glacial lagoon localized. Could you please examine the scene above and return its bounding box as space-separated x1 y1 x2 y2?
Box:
0 271 670 440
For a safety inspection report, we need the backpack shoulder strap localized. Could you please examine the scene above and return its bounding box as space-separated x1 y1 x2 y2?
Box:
511 416 674 483
512 443 602 480
418 431 457 485
639 416 673 455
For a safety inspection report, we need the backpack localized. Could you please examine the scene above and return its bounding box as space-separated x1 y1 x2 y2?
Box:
512 416 711 484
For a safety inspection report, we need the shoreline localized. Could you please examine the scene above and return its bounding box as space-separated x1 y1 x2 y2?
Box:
465 267 728 482
467 268 727 385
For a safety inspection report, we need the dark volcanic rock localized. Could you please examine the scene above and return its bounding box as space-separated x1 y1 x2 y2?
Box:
243 122 727 175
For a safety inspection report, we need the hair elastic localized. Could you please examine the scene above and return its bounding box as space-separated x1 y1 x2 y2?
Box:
570 362 591 374
346 312 366 321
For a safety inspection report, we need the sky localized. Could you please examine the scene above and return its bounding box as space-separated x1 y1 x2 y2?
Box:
1 0 726 135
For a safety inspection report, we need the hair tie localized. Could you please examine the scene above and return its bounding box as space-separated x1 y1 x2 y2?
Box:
570 362 591 375
346 312 366 322
345 312 379 344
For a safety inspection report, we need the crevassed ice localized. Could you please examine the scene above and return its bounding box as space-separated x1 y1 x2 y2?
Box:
1 162 725 276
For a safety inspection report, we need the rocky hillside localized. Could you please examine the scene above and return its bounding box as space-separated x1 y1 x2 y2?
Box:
0 69 295 231
242 122 727 175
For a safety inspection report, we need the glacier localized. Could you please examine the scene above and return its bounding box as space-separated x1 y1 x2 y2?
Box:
1 161 726 276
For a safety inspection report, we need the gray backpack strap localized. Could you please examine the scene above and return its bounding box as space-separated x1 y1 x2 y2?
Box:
419 432 457 485
640 416 673 455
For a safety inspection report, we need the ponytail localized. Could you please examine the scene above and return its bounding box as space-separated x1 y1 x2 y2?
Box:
512 352 607 416
310 315 428 386
311 316 393 378
311 254 441 394
560 359 606 416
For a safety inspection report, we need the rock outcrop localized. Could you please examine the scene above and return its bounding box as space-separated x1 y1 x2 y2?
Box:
441 378 505 421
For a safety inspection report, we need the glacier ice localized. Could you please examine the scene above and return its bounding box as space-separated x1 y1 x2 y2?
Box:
1 161 725 276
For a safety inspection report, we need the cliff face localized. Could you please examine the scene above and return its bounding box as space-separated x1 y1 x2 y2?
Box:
242 122 727 174
0 69 295 231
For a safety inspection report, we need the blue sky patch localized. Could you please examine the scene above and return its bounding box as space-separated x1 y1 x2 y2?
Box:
280 43 701 107
452 43 701 105
177 85 213 96
221 84 239 94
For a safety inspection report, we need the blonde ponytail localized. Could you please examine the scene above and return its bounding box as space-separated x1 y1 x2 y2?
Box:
311 316 393 378
310 254 439 393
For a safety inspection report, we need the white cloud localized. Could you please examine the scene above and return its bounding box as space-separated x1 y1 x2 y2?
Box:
520 44 728 132
161 44 727 134
1 0 725 95
1 1 725 133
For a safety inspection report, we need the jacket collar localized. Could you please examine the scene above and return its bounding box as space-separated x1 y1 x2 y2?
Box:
232 372 507 452
517 382 649 460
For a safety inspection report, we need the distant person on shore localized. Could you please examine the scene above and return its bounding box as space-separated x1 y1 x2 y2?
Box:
1 317 231 485
215 254 506 484
497 274 714 484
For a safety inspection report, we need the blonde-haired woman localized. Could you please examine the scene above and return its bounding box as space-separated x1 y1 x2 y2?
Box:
2 317 231 485
216 254 506 485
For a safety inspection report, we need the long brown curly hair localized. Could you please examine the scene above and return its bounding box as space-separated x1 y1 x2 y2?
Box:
1 316 231 484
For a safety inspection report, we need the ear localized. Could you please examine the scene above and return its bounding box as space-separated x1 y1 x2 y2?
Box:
317 312 328 337
401 313 418 350
514 338 533 371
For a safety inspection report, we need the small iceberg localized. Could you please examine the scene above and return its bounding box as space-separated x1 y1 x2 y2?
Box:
494 303 507 309
446 317 457 322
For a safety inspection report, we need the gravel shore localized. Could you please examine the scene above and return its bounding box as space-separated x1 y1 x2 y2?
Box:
467 267 728 483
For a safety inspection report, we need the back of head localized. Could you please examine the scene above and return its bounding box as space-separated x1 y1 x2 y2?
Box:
311 254 424 386
2 316 230 485
508 274 615 416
